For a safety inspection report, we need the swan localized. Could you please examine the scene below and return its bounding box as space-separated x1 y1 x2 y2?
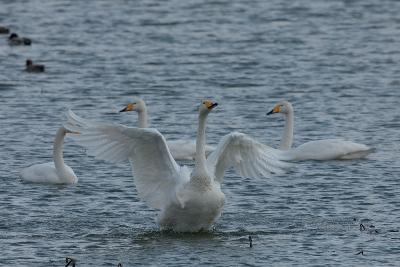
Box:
64 100 289 232
119 97 215 160
20 126 78 184
267 100 374 160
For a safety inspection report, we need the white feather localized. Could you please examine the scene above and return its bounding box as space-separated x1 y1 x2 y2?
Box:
66 110 184 209
167 139 214 160
207 132 290 183
19 126 77 184
64 105 289 232
267 100 374 160
119 97 215 160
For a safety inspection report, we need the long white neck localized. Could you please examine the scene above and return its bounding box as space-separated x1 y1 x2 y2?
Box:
52 127 70 182
137 102 148 128
137 110 148 128
280 102 294 150
191 111 211 186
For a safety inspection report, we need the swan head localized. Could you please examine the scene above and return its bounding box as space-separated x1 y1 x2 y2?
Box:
119 97 146 113
61 126 80 135
200 100 218 115
267 101 292 115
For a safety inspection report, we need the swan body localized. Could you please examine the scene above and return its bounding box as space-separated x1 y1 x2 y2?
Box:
165 139 214 160
267 101 374 161
20 126 78 184
65 101 288 232
119 97 215 160
280 139 373 161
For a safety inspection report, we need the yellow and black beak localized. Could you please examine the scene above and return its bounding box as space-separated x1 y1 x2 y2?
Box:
203 100 218 110
267 105 280 115
208 102 218 109
119 103 135 113
65 129 80 135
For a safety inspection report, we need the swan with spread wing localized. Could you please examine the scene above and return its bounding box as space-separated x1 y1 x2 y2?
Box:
267 100 374 160
119 97 215 160
65 100 289 232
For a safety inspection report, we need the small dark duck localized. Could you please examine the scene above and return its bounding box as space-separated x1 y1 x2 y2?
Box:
8 33 31 45
0 26 10 34
26 59 45 73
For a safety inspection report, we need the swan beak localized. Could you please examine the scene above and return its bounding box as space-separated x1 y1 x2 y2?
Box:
205 101 218 110
119 103 135 112
209 102 218 109
267 105 280 115
66 130 80 135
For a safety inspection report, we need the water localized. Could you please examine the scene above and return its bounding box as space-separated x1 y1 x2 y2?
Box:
1 0 400 265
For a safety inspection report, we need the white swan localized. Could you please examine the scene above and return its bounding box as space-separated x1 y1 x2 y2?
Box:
20 126 78 184
119 97 215 160
65 100 289 232
267 100 374 160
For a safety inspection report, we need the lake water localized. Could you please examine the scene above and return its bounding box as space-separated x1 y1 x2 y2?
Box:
1 0 400 266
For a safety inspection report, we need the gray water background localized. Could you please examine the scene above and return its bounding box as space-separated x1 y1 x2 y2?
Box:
0 0 399 266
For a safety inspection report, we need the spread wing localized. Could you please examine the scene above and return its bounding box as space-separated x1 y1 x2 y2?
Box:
206 132 290 183
65 110 188 209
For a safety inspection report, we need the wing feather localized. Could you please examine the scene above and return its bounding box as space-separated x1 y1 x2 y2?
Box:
64 110 187 209
207 132 291 183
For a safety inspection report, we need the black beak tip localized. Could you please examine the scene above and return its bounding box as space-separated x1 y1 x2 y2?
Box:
266 110 273 115
208 103 218 109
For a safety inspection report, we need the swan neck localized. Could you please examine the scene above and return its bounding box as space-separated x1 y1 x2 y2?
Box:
280 103 294 150
52 127 70 182
137 110 148 128
192 112 211 186
195 112 207 169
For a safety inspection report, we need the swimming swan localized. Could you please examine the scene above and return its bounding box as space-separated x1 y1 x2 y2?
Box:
20 126 78 184
65 100 288 232
119 97 215 160
267 100 374 160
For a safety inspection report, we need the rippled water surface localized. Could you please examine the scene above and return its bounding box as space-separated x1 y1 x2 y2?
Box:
1 0 400 266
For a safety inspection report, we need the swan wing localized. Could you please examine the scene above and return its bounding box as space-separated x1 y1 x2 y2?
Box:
65 110 187 209
206 132 290 183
